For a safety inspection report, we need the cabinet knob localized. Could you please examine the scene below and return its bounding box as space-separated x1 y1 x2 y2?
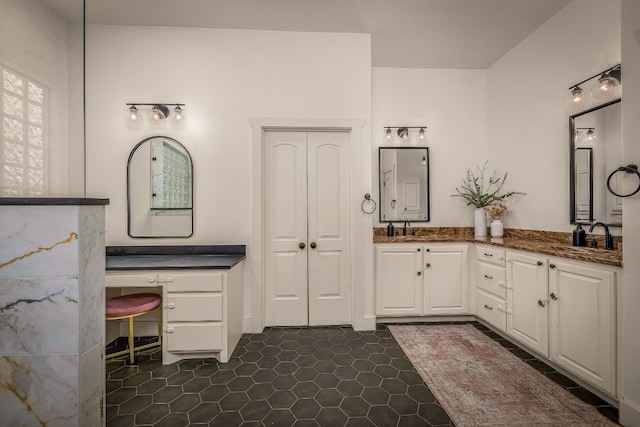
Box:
310 242 317 249
425 248 430 252
417 271 422 276
299 242 306 249
537 261 543 266
483 274 493 280
538 299 546 307
550 293 558 300
166 327 174 333
167 302 176 309
417 248 421 252
550 264 556 269
425 263 431 268
483 304 493 310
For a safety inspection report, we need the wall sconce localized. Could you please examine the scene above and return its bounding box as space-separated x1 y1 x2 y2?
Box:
569 64 621 110
383 126 428 142
126 103 186 128
575 127 596 145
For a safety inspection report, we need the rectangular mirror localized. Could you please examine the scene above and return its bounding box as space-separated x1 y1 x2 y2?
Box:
570 99 622 227
379 147 430 222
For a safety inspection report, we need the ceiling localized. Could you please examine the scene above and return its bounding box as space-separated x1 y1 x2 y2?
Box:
50 0 571 69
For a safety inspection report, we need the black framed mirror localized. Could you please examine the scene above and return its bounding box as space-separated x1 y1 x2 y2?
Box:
127 136 193 237
570 98 621 227
379 147 430 222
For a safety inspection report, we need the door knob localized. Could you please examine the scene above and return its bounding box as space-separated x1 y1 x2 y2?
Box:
310 242 317 249
299 242 306 249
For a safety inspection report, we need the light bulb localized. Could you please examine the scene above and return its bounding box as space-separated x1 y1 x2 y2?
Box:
586 128 596 141
129 106 139 121
590 73 620 100
397 127 409 140
422 156 426 165
570 86 586 109
127 105 143 128
172 105 186 128
385 128 392 139
419 128 425 139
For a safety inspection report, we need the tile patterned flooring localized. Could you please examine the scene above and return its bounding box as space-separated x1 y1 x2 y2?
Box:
105 322 619 427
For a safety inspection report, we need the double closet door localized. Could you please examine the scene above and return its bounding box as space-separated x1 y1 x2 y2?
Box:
264 131 351 327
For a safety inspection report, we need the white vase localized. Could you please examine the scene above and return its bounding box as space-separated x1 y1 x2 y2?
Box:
474 208 487 237
491 219 504 238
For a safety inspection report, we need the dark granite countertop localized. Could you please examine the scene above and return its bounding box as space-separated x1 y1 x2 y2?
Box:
0 197 109 205
373 228 622 267
106 245 246 270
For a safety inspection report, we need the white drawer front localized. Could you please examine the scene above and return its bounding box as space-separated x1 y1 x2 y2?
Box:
106 273 159 287
167 293 222 322
476 247 506 267
476 289 506 332
165 272 224 292
476 263 506 298
165 322 223 352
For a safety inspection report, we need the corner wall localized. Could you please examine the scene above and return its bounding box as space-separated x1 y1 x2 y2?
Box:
487 0 620 232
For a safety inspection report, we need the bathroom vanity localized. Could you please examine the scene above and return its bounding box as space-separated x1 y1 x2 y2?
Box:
374 228 622 401
105 245 245 364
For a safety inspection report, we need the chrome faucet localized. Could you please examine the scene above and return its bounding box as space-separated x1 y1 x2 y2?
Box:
588 222 615 250
403 221 411 236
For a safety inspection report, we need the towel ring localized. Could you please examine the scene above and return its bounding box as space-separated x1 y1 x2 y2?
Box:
606 164 640 198
361 193 377 215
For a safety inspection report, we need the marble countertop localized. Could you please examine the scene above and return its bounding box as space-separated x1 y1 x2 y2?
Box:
374 228 622 267
106 245 246 270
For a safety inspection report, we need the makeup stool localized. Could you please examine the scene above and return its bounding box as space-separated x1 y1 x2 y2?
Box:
105 293 162 364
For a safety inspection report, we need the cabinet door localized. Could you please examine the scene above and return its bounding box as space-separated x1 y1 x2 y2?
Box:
506 252 548 356
424 245 468 315
375 245 422 316
549 261 615 394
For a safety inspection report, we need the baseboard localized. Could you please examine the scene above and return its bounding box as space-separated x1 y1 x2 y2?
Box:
377 315 476 324
620 399 640 426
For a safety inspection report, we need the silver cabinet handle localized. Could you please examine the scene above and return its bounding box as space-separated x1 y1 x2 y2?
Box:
167 302 175 309
166 327 174 333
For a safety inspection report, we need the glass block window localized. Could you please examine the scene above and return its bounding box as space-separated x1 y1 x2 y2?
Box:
151 140 192 209
1 65 47 196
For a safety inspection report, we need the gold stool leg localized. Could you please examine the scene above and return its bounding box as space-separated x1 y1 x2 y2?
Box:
157 305 163 345
128 315 135 364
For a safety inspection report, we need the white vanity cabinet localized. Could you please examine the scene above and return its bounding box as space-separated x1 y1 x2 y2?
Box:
548 260 616 395
475 245 507 330
505 252 549 357
375 243 468 317
106 263 243 365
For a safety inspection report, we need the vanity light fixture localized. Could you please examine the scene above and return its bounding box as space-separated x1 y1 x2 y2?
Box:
575 127 596 144
569 64 621 110
125 103 186 128
383 126 428 142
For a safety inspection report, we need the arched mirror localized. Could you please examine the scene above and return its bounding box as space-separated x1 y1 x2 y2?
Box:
379 147 430 222
570 99 621 227
127 136 193 237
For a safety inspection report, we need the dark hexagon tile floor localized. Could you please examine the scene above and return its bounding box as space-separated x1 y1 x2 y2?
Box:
106 325 452 427
106 322 619 426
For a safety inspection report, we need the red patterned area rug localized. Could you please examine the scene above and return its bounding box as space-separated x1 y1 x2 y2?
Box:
388 324 616 426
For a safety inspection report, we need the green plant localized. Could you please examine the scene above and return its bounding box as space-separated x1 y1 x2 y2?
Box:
452 161 523 208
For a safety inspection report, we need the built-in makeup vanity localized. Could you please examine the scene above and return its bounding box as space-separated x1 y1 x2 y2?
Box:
105 245 245 365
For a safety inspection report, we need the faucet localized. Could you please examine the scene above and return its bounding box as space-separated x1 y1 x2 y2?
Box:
588 222 615 250
403 221 411 236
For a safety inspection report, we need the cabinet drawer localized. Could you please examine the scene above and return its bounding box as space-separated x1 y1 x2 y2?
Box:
167 293 222 322
165 322 223 352
477 247 505 267
106 273 159 287
476 289 506 331
476 263 506 298
166 272 223 292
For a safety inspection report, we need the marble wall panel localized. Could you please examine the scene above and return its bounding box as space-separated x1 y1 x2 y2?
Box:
0 206 79 277
0 277 79 355
0 354 78 427
80 343 104 426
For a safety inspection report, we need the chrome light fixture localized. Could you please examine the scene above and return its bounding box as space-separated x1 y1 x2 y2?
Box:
570 85 586 109
126 103 186 128
383 126 428 142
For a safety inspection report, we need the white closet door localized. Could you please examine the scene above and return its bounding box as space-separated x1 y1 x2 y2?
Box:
307 132 351 325
264 131 351 327
264 131 308 326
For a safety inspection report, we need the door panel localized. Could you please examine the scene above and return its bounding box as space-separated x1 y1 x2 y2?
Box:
265 131 351 327
308 132 351 325
264 132 308 326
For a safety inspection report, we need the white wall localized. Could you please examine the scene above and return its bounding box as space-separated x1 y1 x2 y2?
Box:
620 1 640 424
487 0 621 232
0 0 83 196
85 25 372 329
372 67 487 227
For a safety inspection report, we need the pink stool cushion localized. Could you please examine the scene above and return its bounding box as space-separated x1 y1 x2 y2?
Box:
106 293 162 317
